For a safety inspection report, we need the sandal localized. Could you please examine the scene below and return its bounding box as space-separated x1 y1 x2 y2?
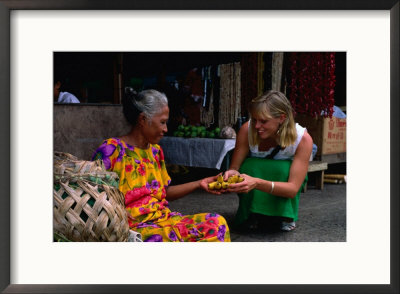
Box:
281 221 296 232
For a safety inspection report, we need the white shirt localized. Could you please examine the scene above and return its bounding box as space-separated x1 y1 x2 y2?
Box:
248 122 312 161
57 92 80 103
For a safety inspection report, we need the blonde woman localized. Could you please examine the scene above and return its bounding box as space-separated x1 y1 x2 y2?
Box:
223 90 313 232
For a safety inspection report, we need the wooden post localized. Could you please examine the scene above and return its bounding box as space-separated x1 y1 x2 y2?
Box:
113 53 123 104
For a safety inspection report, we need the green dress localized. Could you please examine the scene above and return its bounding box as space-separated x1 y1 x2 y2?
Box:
234 158 307 226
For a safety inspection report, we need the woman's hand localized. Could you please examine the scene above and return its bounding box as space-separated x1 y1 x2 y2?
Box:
227 174 258 194
223 169 240 181
199 175 223 195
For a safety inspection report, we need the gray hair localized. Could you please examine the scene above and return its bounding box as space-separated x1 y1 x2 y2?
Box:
123 88 168 126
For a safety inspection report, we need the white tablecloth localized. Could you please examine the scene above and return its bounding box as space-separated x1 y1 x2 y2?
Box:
159 137 236 170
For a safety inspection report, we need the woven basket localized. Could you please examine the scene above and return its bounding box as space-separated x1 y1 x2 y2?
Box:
54 151 130 242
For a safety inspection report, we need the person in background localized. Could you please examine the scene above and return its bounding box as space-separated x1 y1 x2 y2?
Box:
222 90 313 232
92 88 230 242
54 78 80 103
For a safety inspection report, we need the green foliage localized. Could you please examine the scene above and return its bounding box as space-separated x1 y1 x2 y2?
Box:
172 124 222 139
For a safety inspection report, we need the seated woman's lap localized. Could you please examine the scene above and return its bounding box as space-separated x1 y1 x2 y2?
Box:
133 212 230 242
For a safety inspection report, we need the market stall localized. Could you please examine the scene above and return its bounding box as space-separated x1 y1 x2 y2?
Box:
159 136 235 170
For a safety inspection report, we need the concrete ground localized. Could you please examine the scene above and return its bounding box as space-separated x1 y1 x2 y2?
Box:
168 168 346 242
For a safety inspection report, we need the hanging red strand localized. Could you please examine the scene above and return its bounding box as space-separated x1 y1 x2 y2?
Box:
288 52 336 118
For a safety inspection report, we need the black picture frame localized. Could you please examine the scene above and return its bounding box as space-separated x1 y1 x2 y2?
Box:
1 1 398 293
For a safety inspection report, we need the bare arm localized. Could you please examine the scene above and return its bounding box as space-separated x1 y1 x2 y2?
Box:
284 131 313 196
166 175 221 201
228 131 313 198
224 122 250 179
166 180 201 201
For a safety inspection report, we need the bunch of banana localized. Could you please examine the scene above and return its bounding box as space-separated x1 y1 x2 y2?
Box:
208 174 244 190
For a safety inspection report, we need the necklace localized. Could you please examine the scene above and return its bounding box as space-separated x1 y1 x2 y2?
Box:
133 143 149 149
131 140 150 149
120 136 149 149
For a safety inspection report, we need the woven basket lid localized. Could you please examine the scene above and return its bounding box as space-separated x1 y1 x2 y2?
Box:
53 151 130 242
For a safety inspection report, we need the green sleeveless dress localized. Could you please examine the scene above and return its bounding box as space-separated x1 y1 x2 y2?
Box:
234 157 307 226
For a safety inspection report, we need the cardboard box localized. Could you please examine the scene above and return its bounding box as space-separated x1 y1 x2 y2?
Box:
322 117 346 154
296 114 346 157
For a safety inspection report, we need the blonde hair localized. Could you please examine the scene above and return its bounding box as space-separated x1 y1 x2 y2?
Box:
248 90 297 148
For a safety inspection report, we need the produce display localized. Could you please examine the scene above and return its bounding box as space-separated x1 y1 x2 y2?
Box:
172 124 221 139
208 174 244 190
219 126 237 139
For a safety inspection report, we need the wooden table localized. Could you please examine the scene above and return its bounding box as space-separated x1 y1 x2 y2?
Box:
303 161 328 192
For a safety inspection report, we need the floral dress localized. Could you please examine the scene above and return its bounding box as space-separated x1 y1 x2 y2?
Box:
92 138 230 242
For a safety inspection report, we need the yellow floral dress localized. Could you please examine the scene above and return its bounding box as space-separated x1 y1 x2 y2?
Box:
92 138 230 242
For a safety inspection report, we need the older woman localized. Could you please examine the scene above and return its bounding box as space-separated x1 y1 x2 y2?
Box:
92 88 230 242
222 90 313 232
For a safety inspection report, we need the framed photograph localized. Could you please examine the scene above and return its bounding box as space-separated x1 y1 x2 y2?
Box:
1 1 398 293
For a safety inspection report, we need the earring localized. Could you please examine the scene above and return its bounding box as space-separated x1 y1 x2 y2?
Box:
276 124 282 135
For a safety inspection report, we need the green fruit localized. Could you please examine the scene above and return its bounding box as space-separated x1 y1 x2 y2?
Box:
209 132 215 138
173 131 179 137
200 131 206 138
190 132 198 138
178 125 185 131
214 127 221 134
